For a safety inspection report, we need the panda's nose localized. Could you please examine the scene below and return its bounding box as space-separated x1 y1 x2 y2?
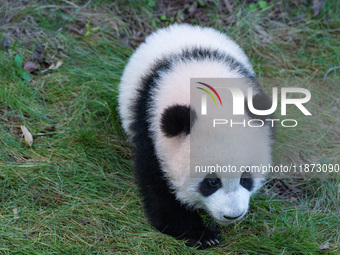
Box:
223 214 243 220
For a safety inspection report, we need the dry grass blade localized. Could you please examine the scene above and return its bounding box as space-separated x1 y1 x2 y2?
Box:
41 60 63 73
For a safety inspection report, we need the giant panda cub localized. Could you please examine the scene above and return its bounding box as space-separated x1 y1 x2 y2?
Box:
119 24 274 249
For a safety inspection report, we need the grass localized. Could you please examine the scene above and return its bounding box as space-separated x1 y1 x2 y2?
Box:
0 0 339 254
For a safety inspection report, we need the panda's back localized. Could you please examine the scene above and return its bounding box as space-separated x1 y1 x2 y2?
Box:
119 24 254 137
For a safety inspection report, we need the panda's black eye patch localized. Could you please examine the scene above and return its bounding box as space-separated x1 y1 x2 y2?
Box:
240 170 253 191
199 174 222 197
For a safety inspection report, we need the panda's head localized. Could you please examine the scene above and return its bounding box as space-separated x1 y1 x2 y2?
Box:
194 171 261 224
154 100 272 225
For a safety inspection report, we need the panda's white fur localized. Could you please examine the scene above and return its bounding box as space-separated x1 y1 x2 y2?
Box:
119 24 273 248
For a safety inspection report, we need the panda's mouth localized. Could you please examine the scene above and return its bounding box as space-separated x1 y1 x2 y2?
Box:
214 212 246 225
223 214 243 220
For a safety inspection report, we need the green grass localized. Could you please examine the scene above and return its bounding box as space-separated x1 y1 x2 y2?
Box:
1 0 339 254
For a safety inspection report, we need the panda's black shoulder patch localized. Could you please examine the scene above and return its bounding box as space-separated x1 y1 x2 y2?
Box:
161 105 197 137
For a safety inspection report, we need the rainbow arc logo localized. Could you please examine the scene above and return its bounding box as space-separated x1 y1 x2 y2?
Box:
196 82 222 115
196 82 223 106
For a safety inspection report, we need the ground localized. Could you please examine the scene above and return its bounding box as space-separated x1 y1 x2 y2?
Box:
0 0 339 254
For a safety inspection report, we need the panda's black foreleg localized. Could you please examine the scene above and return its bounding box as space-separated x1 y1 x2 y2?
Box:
133 148 219 249
143 185 220 249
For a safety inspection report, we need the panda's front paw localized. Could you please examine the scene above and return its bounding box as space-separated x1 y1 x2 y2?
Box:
186 226 220 249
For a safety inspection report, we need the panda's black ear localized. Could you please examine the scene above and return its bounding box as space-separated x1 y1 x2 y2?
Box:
245 92 276 138
161 105 197 137
245 92 273 120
